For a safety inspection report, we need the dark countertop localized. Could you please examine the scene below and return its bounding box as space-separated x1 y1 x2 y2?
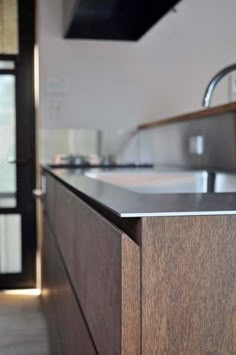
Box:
43 166 236 218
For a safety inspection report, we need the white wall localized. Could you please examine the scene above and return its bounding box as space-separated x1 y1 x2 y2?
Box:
38 0 236 159
38 0 143 130
137 0 236 122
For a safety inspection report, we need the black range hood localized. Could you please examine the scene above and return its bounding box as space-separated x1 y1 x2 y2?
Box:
64 0 181 41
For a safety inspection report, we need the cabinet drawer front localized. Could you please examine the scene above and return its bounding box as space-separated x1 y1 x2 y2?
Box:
42 217 97 355
54 180 140 355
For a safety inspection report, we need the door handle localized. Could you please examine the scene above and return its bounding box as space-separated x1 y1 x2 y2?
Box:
32 189 45 200
8 157 32 165
7 157 16 164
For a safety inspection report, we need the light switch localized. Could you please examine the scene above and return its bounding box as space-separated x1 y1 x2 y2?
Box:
46 78 67 96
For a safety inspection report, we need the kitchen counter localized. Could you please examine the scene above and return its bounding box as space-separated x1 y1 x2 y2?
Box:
42 166 236 354
43 166 236 218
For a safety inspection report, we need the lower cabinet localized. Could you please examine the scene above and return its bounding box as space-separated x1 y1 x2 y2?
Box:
41 218 64 355
42 172 236 354
42 217 97 355
42 174 141 355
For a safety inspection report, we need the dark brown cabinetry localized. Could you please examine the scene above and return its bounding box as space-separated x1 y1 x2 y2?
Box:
42 217 97 355
141 216 236 354
42 174 140 354
42 171 236 354
41 219 64 355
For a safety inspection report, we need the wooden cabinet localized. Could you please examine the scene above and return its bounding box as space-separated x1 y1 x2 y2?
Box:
41 218 65 355
44 173 56 228
42 174 140 354
42 171 236 354
141 216 236 355
42 216 97 355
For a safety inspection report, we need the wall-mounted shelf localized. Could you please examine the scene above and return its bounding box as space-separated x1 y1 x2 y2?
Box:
138 101 236 130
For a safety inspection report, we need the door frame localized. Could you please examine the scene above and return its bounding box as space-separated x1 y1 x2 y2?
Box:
0 0 36 289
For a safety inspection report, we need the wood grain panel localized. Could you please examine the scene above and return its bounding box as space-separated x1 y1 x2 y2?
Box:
41 217 64 355
54 180 140 355
122 237 141 355
141 215 236 355
138 101 236 130
42 216 96 355
44 173 56 230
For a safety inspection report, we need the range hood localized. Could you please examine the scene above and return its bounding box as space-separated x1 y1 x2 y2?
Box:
63 0 181 41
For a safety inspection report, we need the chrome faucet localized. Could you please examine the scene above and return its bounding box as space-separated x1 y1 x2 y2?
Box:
202 63 236 108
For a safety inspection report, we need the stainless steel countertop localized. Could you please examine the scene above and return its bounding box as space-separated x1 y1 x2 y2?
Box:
43 166 236 218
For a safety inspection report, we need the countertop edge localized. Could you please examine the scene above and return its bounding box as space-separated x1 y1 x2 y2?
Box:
42 166 236 218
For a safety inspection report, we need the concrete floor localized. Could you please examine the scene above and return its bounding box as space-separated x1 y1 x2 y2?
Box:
0 293 49 355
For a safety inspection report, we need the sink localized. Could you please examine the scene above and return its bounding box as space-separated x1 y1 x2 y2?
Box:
85 170 209 194
215 173 236 192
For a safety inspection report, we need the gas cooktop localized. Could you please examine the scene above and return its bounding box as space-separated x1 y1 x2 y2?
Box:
48 163 154 169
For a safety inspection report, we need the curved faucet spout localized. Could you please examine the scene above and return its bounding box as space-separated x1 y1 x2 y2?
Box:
202 63 236 108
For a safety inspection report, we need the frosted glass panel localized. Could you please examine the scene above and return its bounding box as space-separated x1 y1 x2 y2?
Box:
0 60 15 70
0 0 19 54
0 74 16 207
0 214 21 273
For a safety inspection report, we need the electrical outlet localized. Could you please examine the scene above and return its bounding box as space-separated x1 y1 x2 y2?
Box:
189 136 204 155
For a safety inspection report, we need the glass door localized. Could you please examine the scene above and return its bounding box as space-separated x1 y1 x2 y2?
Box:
0 65 17 209
0 0 36 289
0 63 21 276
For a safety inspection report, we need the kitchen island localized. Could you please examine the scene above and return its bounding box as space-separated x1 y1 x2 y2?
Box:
41 166 236 355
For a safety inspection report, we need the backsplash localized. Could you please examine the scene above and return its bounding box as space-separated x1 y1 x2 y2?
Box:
41 129 99 163
40 128 149 164
41 112 236 172
124 113 236 172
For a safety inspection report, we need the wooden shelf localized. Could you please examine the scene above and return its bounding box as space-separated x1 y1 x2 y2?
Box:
138 101 236 130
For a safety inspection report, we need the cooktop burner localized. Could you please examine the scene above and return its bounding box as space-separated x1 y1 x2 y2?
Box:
48 163 154 169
